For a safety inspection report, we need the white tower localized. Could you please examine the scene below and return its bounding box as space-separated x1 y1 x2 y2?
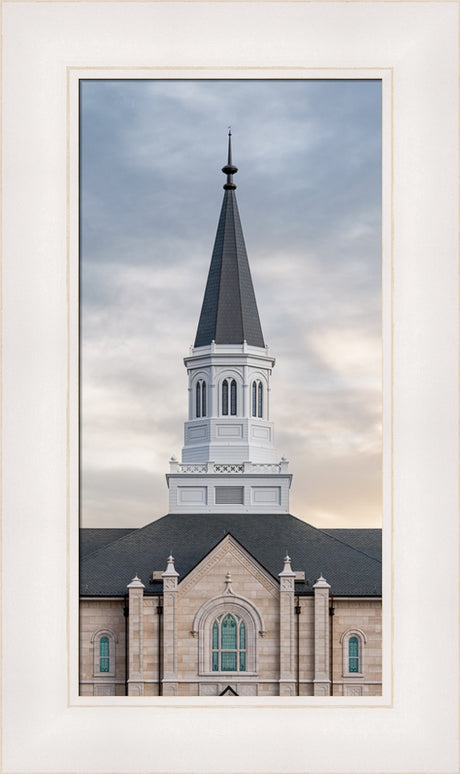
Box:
167 133 292 513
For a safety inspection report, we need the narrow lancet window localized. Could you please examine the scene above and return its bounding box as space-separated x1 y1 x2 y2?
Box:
349 636 359 673
222 380 229 415
201 382 206 417
196 382 201 418
196 380 207 418
258 381 263 418
252 381 257 417
230 380 237 415
99 636 109 673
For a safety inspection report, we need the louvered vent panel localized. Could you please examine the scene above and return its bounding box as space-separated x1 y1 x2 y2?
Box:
215 486 244 505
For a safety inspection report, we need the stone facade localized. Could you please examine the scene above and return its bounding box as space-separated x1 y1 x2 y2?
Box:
80 537 382 697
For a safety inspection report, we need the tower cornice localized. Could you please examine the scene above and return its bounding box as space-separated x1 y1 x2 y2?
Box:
184 345 276 371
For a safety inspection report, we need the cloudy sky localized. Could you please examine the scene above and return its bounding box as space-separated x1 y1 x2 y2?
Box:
80 79 382 529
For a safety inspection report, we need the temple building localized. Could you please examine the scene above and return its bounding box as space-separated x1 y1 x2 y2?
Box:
79 133 382 698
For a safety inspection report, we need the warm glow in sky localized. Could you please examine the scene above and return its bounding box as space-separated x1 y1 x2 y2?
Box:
80 79 382 529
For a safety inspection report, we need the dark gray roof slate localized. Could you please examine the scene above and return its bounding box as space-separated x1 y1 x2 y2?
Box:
80 528 137 557
80 513 381 598
321 528 382 562
194 189 265 348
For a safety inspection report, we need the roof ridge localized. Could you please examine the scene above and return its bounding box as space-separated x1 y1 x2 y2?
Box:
230 193 244 340
316 526 382 564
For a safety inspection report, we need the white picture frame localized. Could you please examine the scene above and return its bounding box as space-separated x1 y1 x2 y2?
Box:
2 2 458 772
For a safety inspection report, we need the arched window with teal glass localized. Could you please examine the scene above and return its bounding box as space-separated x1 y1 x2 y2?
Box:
340 629 366 677
348 636 359 673
257 381 263 417
211 613 247 672
99 636 109 673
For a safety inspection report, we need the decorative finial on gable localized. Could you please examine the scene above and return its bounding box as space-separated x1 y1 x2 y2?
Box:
279 554 295 577
224 571 234 594
163 554 179 577
313 574 331 589
127 574 145 589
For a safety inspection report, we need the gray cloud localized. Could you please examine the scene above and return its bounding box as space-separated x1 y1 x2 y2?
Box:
80 79 382 528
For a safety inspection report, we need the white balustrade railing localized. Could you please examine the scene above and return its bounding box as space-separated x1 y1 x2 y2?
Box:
169 460 289 474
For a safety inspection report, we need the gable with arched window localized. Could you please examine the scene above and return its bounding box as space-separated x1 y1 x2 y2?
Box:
340 628 366 677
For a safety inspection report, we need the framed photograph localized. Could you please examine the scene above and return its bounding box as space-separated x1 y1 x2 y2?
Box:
78 77 385 702
2 2 458 773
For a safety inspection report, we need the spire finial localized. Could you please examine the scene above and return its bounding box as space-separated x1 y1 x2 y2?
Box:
227 127 232 165
222 129 238 190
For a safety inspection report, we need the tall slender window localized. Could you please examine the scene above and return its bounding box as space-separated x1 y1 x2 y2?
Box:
348 636 359 673
252 380 263 418
99 636 109 673
230 380 237 415
196 380 207 418
196 382 201 418
201 382 206 417
222 380 229 415
211 613 246 672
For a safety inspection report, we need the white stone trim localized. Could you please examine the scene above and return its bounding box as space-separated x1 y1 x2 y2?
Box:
340 628 367 678
90 628 117 678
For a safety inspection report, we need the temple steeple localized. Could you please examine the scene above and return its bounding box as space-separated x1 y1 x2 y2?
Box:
194 131 265 348
166 134 291 514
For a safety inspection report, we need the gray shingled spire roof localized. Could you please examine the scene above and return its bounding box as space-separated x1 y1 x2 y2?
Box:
194 131 265 348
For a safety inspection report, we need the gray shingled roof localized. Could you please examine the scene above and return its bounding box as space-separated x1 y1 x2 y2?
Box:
194 187 265 348
321 528 382 562
80 513 381 598
80 528 137 557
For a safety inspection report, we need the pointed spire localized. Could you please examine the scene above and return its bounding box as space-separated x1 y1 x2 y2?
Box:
221 128 238 190
194 132 265 348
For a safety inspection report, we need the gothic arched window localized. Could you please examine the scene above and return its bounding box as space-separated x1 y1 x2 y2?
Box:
230 380 237 415
211 613 247 672
340 629 366 677
196 382 201 418
201 381 206 417
252 380 263 418
222 379 229 415
348 636 359 673
92 629 116 677
99 636 109 673
196 380 207 418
